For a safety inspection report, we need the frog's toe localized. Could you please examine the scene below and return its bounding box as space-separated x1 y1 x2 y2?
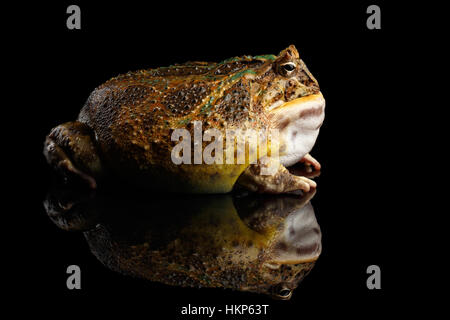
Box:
56 157 97 189
300 153 321 172
292 176 316 192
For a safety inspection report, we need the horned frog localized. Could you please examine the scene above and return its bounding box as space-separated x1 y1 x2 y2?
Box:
44 45 325 194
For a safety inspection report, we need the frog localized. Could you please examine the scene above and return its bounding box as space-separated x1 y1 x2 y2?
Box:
43 45 325 194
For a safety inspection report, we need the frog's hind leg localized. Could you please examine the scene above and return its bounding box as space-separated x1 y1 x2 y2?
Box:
43 121 102 189
236 157 316 194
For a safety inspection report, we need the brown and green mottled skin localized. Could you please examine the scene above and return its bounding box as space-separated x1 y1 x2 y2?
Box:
46 45 320 193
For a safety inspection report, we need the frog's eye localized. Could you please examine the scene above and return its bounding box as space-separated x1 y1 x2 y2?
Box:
271 284 293 300
278 288 292 298
281 62 296 73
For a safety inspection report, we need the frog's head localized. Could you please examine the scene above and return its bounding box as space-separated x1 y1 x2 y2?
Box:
271 45 320 100
254 45 326 166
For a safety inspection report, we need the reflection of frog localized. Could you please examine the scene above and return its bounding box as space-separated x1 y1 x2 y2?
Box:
44 45 325 193
44 185 321 299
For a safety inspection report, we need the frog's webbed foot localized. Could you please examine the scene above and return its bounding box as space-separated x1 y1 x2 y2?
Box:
237 157 316 194
43 121 102 189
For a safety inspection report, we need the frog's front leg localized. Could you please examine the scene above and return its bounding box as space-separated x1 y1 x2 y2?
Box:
43 121 103 189
300 153 321 172
237 157 316 194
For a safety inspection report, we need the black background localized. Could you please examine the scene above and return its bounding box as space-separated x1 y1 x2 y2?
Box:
5 1 425 318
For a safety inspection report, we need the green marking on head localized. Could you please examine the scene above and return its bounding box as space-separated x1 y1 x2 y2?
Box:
253 54 277 61
218 56 243 65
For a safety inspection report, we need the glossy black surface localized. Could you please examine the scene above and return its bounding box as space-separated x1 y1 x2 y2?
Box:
44 183 321 300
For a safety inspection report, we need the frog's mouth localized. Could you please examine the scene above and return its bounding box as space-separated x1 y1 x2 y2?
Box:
268 93 325 167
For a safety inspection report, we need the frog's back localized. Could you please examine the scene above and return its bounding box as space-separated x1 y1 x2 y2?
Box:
77 58 271 193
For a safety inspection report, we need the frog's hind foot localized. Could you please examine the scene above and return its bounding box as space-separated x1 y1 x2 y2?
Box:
43 121 102 189
237 157 316 194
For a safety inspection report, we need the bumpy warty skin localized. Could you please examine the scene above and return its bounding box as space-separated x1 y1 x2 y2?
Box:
45 45 324 193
